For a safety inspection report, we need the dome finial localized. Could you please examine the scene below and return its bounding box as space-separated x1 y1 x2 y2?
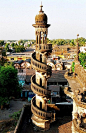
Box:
41 1 42 6
39 2 43 13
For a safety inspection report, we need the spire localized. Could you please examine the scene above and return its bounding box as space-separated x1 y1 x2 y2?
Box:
39 2 44 13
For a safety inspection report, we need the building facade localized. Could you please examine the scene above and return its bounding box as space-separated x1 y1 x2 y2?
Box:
64 35 86 133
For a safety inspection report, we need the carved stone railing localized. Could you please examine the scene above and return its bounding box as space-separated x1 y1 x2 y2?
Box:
31 75 51 96
36 44 52 53
31 96 54 120
64 72 86 109
74 96 86 109
31 52 52 75
73 119 86 133
64 86 86 109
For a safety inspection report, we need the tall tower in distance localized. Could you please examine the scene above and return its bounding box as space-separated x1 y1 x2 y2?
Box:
31 3 58 130
75 34 79 63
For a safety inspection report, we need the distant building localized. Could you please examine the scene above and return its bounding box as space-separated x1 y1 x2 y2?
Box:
52 45 71 59
49 85 60 103
80 46 86 53
14 59 31 69
47 57 64 70
7 53 31 61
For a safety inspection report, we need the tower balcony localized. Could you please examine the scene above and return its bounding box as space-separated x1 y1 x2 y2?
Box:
31 52 52 76
31 96 55 120
36 44 52 53
31 75 51 96
64 87 86 109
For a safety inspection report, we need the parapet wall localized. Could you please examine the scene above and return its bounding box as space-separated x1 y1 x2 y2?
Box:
14 104 31 133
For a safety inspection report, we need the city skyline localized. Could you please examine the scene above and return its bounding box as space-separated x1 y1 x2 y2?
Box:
0 0 86 40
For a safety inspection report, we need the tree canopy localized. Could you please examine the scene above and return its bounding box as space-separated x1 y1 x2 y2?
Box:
0 40 4 46
18 40 24 45
0 65 21 98
5 43 10 52
46 37 86 46
79 52 86 69
14 45 25 52
11 42 17 48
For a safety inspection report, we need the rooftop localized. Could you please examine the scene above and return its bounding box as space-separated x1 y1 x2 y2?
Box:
25 69 67 83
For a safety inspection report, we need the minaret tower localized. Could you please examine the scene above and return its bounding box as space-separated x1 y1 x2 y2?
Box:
75 34 79 63
31 4 58 130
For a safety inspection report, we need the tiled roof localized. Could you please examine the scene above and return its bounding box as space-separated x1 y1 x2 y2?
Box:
25 69 67 83
49 85 60 91
48 70 67 82
58 121 72 133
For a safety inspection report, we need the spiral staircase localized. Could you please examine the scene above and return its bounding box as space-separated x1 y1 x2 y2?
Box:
31 4 58 130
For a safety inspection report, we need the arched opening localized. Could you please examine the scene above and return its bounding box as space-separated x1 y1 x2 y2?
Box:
40 101 42 109
40 54 42 62
45 31 47 43
39 45 41 50
40 31 41 44
40 78 42 86
37 35 38 44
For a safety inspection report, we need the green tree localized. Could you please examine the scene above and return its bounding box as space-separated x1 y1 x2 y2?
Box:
11 43 16 48
65 39 71 45
0 56 7 66
44 37 86 46
4 62 14 67
47 38 50 44
0 65 22 98
9 110 21 121
71 62 75 72
5 43 10 52
28 44 30 47
18 40 23 45
2 51 6 56
14 45 25 53
0 40 4 46
75 37 86 46
79 52 86 69
70 39 75 46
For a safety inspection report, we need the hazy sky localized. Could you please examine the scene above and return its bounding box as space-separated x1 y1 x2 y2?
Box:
0 0 86 40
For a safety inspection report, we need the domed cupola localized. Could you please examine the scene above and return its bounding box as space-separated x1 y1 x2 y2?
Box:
32 4 50 28
35 4 47 24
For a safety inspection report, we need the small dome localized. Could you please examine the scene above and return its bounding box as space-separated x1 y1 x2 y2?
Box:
35 4 47 24
35 13 47 24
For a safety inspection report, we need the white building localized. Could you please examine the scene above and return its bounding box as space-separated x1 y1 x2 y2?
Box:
80 46 86 53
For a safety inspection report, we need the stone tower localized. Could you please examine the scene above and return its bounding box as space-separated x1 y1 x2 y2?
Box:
75 34 79 62
31 4 58 130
